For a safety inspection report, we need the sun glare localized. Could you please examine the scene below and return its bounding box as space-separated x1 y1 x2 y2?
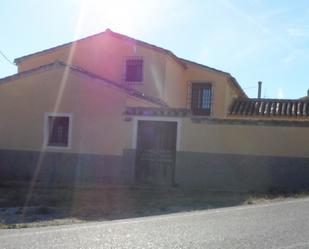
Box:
78 0 156 34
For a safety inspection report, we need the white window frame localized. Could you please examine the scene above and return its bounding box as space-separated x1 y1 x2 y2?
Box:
43 112 73 150
132 116 182 151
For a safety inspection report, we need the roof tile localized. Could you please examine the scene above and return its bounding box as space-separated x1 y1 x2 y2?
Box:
229 98 309 118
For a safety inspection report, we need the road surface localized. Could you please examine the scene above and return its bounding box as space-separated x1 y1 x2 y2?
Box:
1 198 309 249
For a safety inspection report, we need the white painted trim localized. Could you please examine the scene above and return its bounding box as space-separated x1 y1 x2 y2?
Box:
43 112 73 150
132 116 182 151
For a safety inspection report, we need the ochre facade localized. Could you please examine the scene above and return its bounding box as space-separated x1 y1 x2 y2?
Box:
1 29 308 190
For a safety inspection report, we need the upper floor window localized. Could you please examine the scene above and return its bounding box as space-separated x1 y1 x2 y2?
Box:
191 83 212 115
44 113 72 148
125 57 143 83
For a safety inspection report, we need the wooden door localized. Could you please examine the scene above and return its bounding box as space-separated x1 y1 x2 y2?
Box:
135 121 177 185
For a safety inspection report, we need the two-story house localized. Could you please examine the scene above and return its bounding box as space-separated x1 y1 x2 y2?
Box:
0 29 309 191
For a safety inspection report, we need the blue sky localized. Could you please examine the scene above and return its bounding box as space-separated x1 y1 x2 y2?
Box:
1 0 309 98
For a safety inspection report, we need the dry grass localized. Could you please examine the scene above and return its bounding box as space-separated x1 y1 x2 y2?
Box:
0 221 28 229
0 184 308 229
243 191 309 205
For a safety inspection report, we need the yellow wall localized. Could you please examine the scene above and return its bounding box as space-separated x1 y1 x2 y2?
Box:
184 62 232 117
16 32 243 115
225 82 240 115
6 32 309 160
164 57 187 108
0 66 137 156
16 33 188 108
1 65 309 158
180 118 309 158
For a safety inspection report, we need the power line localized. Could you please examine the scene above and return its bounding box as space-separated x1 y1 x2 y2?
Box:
0 50 15 66
243 85 258 90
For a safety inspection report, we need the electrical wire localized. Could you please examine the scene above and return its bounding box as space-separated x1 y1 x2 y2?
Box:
0 50 15 66
243 85 258 90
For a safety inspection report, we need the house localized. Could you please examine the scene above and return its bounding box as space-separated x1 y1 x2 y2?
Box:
0 29 309 191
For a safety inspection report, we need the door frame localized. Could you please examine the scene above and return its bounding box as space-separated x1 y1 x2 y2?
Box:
132 116 182 151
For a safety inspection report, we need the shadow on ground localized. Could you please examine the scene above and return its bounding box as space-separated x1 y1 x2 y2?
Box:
0 182 306 228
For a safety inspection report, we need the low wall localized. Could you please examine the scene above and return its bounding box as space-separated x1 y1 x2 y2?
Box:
175 151 309 192
1 149 309 192
0 149 136 186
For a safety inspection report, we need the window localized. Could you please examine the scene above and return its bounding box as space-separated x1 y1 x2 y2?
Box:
125 58 143 83
44 113 72 148
191 83 212 115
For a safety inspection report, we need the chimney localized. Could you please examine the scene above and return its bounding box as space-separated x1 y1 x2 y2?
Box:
258 81 262 99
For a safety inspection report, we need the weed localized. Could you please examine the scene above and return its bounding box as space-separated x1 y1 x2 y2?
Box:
6 223 28 229
36 206 51 215
0 223 8 229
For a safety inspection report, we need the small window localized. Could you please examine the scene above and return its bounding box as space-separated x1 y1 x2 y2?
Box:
44 113 72 148
125 58 143 83
191 83 212 115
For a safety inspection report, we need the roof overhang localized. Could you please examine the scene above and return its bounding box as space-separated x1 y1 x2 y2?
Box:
14 29 187 70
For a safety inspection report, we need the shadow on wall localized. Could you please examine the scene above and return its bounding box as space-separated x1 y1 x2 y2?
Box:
0 149 136 186
175 152 309 192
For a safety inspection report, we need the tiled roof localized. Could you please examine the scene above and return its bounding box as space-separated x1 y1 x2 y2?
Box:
124 107 190 117
300 95 309 100
229 98 309 117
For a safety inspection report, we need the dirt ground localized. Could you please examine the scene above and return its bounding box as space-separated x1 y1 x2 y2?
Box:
0 183 308 229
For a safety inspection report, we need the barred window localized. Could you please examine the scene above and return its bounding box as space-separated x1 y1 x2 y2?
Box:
191 83 212 115
125 58 143 82
47 116 70 147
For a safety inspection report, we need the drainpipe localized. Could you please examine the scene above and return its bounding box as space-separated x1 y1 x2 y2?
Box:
258 81 262 99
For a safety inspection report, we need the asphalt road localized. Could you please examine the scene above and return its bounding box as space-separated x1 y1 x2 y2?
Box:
1 198 309 249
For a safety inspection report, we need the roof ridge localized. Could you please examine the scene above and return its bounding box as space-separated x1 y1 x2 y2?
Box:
64 62 169 107
12 29 247 99
237 97 309 102
179 58 247 98
179 58 231 75
0 62 58 83
14 31 106 63
0 60 168 108
14 29 187 69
